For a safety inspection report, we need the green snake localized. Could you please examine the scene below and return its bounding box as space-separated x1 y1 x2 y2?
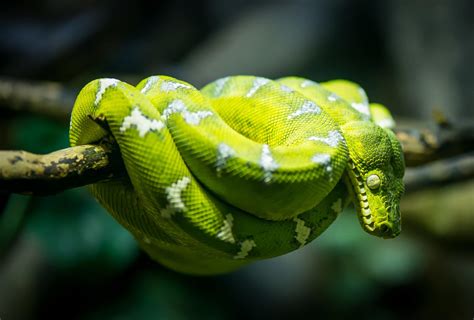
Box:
69 75 405 275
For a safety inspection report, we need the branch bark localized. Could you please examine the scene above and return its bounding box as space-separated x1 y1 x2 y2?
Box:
0 144 123 195
0 125 473 195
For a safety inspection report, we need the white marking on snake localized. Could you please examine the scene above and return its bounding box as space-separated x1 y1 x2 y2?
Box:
308 130 345 148
234 240 256 259
331 198 343 213
162 99 187 119
216 214 236 244
358 87 369 104
246 77 269 97
376 118 395 129
327 93 339 102
95 78 119 105
120 107 165 137
216 143 236 175
300 79 317 88
161 81 192 92
288 100 321 119
182 110 213 125
260 144 279 183
280 84 293 93
311 153 332 174
214 77 229 96
351 102 371 116
162 177 191 218
293 217 311 248
162 99 213 125
141 76 159 93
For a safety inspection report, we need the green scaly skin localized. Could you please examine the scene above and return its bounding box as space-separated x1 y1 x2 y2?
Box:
69 75 405 275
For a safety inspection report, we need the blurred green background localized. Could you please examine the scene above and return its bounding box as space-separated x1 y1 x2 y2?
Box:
0 0 473 319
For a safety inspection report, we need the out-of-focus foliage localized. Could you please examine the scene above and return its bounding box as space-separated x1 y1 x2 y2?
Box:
0 0 472 319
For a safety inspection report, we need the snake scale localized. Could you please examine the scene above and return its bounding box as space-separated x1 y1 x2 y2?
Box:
69 75 405 275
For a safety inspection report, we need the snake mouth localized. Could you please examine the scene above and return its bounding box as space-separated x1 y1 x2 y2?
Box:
347 160 375 232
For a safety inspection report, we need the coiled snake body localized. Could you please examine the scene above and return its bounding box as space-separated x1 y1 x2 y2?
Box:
70 75 405 275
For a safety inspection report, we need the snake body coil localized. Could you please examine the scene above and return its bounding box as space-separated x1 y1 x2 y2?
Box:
70 75 405 274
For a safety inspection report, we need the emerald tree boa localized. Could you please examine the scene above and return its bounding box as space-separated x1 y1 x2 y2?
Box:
69 75 405 274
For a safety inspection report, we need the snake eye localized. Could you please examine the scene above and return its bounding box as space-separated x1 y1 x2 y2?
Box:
366 174 381 189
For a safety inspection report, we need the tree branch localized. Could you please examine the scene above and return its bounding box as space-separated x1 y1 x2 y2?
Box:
0 124 473 195
394 121 474 166
0 77 75 121
404 152 474 192
0 144 123 195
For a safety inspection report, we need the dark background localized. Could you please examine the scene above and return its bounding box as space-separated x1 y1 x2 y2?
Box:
0 0 473 319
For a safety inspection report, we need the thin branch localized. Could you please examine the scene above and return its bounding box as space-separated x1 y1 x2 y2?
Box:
0 77 75 121
404 152 474 192
394 121 474 166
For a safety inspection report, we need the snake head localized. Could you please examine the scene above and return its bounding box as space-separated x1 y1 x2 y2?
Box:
342 121 405 238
